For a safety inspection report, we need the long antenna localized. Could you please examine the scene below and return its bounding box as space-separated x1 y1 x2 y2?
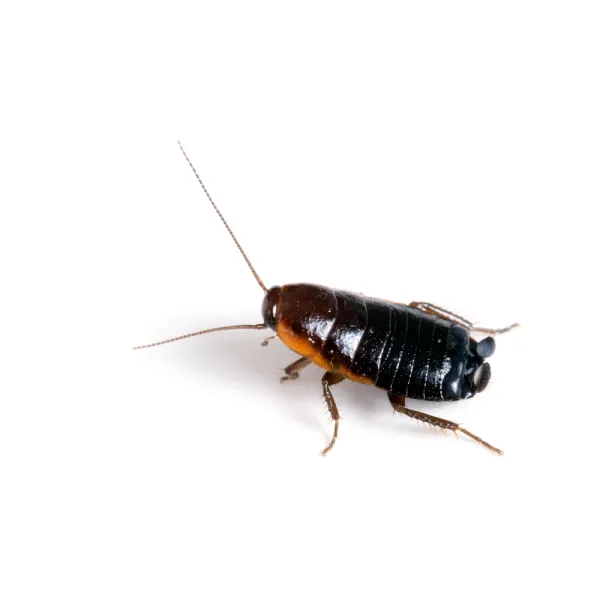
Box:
133 323 266 350
177 140 268 293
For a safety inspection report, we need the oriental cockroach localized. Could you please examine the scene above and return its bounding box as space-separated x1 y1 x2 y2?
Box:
135 141 519 456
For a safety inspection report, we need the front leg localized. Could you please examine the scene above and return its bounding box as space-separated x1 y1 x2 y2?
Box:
280 356 312 383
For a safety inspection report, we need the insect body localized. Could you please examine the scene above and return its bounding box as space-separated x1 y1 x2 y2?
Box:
135 142 519 456
264 284 493 401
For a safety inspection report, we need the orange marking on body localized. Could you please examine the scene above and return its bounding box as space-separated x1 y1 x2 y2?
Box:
277 321 317 359
311 353 332 372
338 364 374 386
277 319 333 372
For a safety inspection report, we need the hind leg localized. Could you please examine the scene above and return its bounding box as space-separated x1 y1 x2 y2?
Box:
388 393 503 456
409 301 519 335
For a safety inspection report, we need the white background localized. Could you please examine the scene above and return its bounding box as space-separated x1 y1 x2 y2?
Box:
1 2 599 599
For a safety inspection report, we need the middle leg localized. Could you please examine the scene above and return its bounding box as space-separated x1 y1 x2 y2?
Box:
321 372 344 456
388 392 503 455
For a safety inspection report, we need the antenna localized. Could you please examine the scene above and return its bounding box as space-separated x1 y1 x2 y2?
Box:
133 323 266 350
177 140 268 293
133 143 270 351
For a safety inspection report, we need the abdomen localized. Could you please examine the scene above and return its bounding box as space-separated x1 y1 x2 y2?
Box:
275 283 468 401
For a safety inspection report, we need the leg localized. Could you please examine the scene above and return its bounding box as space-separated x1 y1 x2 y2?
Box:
261 335 278 347
388 392 503 456
280 356 312 383
470 322 520 335
409 301 519 335
321 372 344 456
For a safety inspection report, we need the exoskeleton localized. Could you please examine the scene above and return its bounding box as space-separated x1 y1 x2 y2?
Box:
136 142 519 456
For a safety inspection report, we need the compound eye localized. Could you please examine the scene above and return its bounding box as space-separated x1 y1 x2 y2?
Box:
476 336 496 358
473 363 492 393
261 286 281 330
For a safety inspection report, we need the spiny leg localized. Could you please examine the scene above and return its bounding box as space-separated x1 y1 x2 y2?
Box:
321 372 344 456
409 301 519 335
388 392 503 456
280 356 312 383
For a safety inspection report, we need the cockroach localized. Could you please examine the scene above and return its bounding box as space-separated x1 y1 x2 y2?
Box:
135 141 519 456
